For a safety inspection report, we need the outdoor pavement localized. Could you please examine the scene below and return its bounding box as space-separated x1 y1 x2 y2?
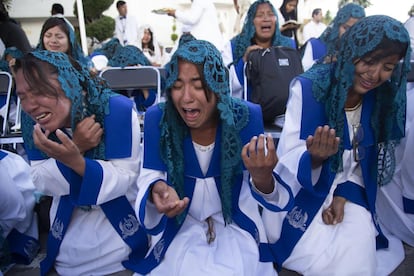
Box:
5 235 414 275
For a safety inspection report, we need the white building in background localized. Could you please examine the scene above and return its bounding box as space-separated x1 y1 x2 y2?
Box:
7 0 412 54
8 0 236 53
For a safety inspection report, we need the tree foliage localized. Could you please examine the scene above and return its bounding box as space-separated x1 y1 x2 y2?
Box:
85 15 114 41
74 0 115 42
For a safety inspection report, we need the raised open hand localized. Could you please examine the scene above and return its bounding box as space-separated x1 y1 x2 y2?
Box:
306 125 340 169
151 181 190 218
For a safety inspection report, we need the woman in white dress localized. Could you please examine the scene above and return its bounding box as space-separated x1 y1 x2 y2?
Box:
138 24 163 67
130 39 293 275
14 50 147 276
266 15 411 275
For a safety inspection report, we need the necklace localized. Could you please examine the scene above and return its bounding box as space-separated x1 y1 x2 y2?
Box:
193 142 215 152
344 99 363 112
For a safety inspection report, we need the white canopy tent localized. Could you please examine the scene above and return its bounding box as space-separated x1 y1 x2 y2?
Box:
76 0 88 55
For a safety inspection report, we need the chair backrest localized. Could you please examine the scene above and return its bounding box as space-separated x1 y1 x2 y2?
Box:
0 71 13 136
99 66 162 103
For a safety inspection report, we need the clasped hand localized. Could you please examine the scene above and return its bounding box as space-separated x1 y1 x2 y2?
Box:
242 134 277 194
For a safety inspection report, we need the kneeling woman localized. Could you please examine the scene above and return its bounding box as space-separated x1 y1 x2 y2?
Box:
14 51 147 276
132 40 293 275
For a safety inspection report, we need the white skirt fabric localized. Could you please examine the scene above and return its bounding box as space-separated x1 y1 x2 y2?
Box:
140 213 276 276
282 201 377 276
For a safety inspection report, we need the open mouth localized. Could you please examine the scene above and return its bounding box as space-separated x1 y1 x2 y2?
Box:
35 112 51 123
261 25 272 31
183 108 200 120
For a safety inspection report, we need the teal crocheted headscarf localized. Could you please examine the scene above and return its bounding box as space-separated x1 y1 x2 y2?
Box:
161 40 250 223
303 15 411 185
17 50 115 160
94 38 122 60
231 0 293 63
319 3 365 57
108 45 151 67
37 17 90 67
0 46 24 72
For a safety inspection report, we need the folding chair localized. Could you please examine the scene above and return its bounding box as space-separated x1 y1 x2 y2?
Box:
0 71 13 136
0 71 23 147
99 66 162 103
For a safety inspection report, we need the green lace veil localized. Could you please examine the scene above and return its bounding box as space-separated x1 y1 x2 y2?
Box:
108 45 151 67
303 15 411 185
161 40 249 223
319 3 365 57
18 50 115 160
93 38 122 60
231 0 293 63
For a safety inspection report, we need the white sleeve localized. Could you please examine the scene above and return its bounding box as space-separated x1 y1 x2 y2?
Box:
114 18 122 40
135 166 166 230
398 88 414 198
301 42 315 71
0 151 37 238
221 40 243 99
31 109 141 205
175 0 205 26
276 79 321 195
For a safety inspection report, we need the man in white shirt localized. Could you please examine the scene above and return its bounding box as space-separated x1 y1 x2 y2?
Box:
114 0 140 47
50 2 74 30
302 8 326 43
166 0 224 52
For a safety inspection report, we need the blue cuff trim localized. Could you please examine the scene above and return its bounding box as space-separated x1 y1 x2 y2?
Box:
403 196 414 214
56 160 82 200
297 151 315 192
139 179 167 235
333 182 368 210
250 172 294 212
77 158 103 205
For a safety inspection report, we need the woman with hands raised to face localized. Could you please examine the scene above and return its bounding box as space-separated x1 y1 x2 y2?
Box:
131 39 293 276
265 15 411 275
14 50 148 276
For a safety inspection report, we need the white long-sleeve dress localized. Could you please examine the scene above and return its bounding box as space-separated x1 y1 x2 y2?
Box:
133 102 292 276
27 96 143 276
264 78 382 275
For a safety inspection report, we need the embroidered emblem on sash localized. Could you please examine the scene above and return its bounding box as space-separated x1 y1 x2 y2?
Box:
119 214 139 239
51 218 64 240
286 206 308 232
24 239 40 260
154 239 165 263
